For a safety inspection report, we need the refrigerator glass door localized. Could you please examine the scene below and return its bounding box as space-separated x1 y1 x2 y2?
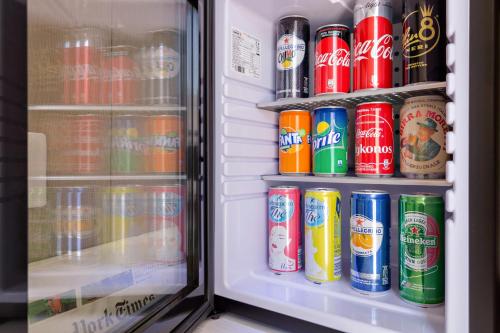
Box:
27 0 203 332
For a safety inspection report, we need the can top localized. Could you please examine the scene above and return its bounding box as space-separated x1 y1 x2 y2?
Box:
280 109 310 114
356 101 392 107
305 187 339 193
270 186 300 190
279 14 309 21
404 95 446 104
353 0 393 27
316 24 350 32
352 190 390 198
314 106 347 112
400 193 443 198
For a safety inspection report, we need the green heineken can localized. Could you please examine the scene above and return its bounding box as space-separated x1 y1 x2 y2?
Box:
399 193 445 307
312 106 348 176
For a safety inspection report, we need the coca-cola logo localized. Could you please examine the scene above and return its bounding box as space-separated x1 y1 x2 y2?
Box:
356 127 383 138
354 34 393 62
315 49 350 68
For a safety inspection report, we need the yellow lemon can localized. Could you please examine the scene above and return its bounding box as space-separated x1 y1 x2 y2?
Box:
304 188 342 283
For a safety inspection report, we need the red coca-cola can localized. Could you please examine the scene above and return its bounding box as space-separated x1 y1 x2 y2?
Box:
63 28 105 105
314 24 351 95
355 101 394 177
102 45 138 105
353 0 393 91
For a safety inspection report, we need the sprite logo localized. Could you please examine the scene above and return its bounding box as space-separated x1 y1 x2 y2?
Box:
279 128 309 152
401 212 439 272
313 121 342 151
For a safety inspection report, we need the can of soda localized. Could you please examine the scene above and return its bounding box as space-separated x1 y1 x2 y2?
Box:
402 0 447 85
314 24 351 95
138 29 181 105
63 114 109 175
399 193 444 306
400 96 449 179
148 115 184 173
304 188 342 283
312 106 349 176
353 0 393 91
350 190 391 294
268 186 302 273
279 110 312 175
53 186 96 258
355 102 394 177
146 185 186 265
111 115 148 174
102 45 139 105
276 16 310 99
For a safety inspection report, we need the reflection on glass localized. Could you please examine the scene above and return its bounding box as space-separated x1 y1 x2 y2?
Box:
27 0 192 331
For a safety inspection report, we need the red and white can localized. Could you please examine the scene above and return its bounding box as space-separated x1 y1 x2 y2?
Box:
314 24 351 95
102 45 138 105
268 186 302 273
353 0 393 91
355 102 394 177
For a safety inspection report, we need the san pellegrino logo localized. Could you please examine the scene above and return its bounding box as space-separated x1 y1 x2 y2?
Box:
277 34 306 70
402 4 441 58
350 214 384 257
155 192 182 217
269 194 294 223
279 128 309 152
401 212 439 271
304 197 325 227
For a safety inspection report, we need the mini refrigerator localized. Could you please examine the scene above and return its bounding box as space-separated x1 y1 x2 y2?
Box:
0 0 497 332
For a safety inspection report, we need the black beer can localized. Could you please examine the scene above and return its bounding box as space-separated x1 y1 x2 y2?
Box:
276 15 310 99
402 0 447 85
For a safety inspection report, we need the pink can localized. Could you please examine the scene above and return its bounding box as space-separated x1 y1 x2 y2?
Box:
268 186 302 273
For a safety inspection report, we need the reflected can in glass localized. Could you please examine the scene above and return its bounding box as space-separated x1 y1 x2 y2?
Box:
268 186 302 273
304 188 342 283
111 115 148 174
399 193 444 306
148 115 184 173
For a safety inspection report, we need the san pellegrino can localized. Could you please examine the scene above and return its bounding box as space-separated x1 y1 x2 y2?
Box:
312 106 349 176
351 190 391 294
276 16 310 99
399 193 444 306
402 0 447 85
268 186 302 273
304 188 342 283
279 110 312 175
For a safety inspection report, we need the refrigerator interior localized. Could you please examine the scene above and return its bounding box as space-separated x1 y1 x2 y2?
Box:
212 0 469 332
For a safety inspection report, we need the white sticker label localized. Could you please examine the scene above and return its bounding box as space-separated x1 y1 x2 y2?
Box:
231 28 261 79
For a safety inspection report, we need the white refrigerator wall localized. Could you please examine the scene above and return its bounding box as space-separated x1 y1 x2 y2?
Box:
212 0 469 332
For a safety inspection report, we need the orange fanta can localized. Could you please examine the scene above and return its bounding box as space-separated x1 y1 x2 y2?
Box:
149 115 184 173
279 110 311 175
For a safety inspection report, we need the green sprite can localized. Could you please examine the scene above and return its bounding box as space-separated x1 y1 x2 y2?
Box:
111 115 148 174
399 193 445 307
312 106 348 176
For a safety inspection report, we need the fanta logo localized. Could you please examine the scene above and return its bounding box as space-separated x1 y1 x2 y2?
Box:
279 128 309 152
151 134 180 151
269 194 294 223
304 197 325 227
350 215 384 257
277 34 306 70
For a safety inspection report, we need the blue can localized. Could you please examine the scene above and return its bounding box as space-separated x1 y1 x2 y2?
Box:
350 190 391 294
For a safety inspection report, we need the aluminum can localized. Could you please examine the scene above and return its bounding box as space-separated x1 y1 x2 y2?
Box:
148 115 184 173
304 188 342 283
279 110 311 175
355 102 394 177
111 115 148 174
29 207 56 262
350 190 391 294
402 0 447 85
312 106 349 176
314 24 351 95
53 186 96 258
276 16 310 99
63 114 109 175
102 45 139 105
138 29 181 105
399 193 444 306
400 95 449 178
63 27 104 104
353 0 393 91
146 185 186 265
268 186 302 273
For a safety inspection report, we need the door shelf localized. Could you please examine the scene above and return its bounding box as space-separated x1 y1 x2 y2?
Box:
257 82 447 111
28 105 186 113
29 174 187 181
262 175 452 187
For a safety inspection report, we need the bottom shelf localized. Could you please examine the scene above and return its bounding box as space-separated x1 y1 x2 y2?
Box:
223 267 445 333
